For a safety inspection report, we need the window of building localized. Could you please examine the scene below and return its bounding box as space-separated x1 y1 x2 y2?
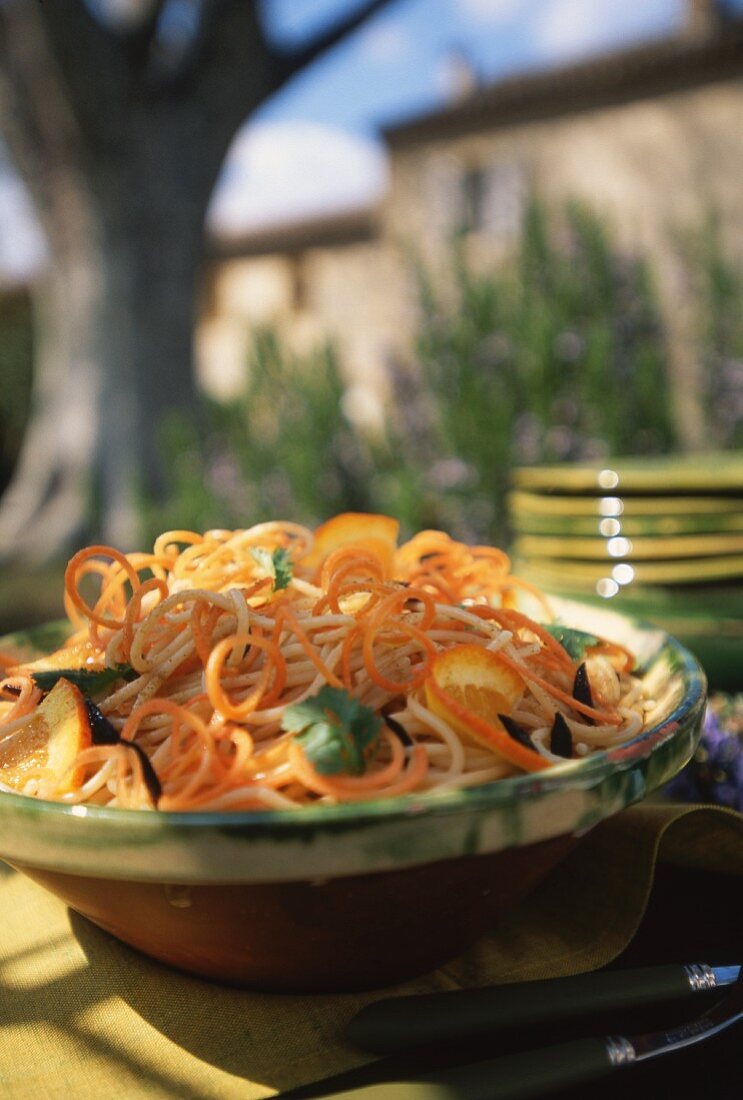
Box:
460 164 487 234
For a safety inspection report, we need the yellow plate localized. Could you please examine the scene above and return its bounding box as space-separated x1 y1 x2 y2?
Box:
515 554 743 587
512 452 743 494
514 533 743 562
509 508 743 538
507 489 743 518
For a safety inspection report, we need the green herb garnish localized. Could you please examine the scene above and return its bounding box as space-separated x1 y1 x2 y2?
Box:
250 546 293 591
542 624 600 662
31 664 136 696
281 686 382 776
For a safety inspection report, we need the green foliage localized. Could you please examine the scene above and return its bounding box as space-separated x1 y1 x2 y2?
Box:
389 200 676 539
147 332 387 540
138 200 740 549
683 212 743 449
218 331 382 524
0 291 34 495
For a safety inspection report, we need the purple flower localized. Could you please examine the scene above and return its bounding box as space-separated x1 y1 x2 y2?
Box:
664 696 743 810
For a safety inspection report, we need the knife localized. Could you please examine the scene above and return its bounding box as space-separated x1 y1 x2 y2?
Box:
346 963 740 1054
324 967 743 1100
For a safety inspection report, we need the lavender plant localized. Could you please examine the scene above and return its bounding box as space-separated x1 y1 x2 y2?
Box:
665 695 743 810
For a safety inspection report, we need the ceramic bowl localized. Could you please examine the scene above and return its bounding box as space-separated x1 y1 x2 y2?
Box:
533 582 743 692
0 600 706 992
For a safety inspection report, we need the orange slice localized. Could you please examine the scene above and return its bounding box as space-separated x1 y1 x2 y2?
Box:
0 678 92 794
300 513 400 575
13 639 103 677
425 644 548 772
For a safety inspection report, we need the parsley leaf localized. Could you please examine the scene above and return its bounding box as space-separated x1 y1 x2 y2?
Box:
282 686 382 776
542 624 600 662
31 664 137 696
250 546 293 591
271 547 293 590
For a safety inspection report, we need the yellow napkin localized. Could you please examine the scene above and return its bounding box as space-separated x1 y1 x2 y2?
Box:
1 802 741 1100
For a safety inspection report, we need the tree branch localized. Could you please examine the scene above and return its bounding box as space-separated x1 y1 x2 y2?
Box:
186 2 275 142
269 0 399 92
144 0 253 90
25 0 129 150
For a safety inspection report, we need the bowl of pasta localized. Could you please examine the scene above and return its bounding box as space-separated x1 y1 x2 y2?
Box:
0 515 706 991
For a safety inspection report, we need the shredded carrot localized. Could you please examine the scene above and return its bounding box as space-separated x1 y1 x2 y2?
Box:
2 517 648 811
275 605 344 690
206 633 286 721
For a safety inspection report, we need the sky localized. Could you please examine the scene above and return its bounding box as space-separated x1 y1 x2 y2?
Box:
2 0 740 281
209 0 687 235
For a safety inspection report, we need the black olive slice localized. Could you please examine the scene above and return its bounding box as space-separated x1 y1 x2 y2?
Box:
84 698 120 745
84 696 161 806
572 662 594 721
497 713 534 750
382 708 414 748
549 712 573 758
126 742 162 807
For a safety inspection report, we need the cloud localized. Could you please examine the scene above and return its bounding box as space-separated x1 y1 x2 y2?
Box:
456 0 524 27
207 121 388 238
0 156 47 284
533 0 611 58
532 0 678 62
359 21 412 64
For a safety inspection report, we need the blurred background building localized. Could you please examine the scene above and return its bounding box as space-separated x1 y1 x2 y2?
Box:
201 0 743 450
0 0 741 594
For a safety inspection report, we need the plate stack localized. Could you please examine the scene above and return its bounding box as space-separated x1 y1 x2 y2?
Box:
509 452 743 690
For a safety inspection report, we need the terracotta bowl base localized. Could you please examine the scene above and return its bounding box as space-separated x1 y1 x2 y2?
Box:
15 834 577 993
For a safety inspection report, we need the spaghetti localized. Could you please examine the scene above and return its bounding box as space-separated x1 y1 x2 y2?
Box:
0 515 654 811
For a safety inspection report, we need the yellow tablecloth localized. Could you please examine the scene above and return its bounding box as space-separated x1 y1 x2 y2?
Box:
1 802 741 1099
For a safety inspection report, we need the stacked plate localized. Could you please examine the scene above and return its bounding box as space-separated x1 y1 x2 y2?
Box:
509 452 743 690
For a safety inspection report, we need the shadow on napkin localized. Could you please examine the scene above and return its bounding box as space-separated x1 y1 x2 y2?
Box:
1 801 741 1099
438 800 743 989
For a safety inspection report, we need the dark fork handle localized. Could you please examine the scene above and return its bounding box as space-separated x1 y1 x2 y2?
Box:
346 965 694 1053
320 1037 614 1100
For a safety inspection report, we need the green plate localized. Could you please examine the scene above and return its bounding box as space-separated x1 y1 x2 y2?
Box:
509 509 743 538
508 489 743 519
516 554 743 587
512 452 743 494
599 581 743 620
513 533 743 562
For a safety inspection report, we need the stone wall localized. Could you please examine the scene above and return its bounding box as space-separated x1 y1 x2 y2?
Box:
386 79 743 447
199 75 743 445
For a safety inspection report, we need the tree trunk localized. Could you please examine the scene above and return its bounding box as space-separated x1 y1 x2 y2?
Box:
0 182 209 559
0 238 103 560
0 0 397 561
94 195 205 549
0 182 207 557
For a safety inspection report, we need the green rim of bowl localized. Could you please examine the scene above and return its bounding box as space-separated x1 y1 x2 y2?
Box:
0 604 707 883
